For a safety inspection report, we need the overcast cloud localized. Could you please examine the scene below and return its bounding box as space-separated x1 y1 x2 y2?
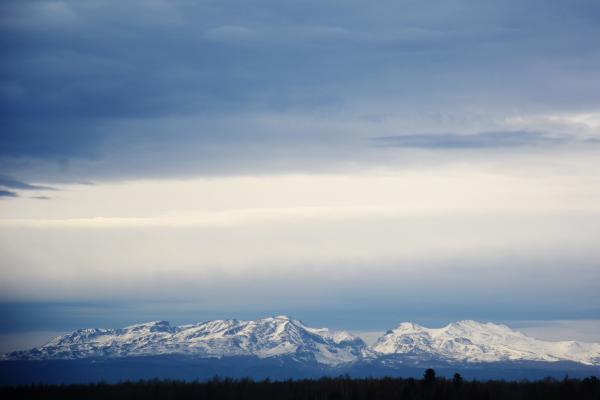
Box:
1 1 599 345
1 0 600 182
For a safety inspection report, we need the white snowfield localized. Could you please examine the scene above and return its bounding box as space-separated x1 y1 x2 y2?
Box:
372 320 600 365
3 316 367 366
4 318 600 366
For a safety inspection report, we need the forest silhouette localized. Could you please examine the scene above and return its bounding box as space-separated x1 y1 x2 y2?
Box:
2 369 599 400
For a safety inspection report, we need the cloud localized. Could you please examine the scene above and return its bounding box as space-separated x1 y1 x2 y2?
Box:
0 175 56 191
1 173 599 322
1 0 600 181
371 131 569 149
0 0 599 342
0 189 17 198
1 211 599 323
511 320 600 343
204 25 257 42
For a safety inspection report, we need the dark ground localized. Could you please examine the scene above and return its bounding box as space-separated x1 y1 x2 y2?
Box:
1 373 599 400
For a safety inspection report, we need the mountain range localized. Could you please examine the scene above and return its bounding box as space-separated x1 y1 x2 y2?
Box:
3 316 367 366
2 316 599 384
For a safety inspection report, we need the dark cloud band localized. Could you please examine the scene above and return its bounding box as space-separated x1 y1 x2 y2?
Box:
0 189 18 198
0 175 56 191
1 0 599 181
371 131 568 149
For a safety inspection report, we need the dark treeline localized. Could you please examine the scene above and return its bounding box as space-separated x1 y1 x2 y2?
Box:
2 370 599 400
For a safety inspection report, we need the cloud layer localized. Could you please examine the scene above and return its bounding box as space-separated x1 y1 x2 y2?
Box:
1 1 600 338
1 0 600 182
371 131 569 148
1 173 599 331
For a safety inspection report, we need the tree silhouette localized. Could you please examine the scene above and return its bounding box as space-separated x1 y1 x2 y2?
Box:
453 372 463 387
424 368 436 384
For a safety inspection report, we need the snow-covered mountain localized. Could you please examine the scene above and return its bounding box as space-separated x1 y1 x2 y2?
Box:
3 316 367 366
4 318 600 370
372 320 600 365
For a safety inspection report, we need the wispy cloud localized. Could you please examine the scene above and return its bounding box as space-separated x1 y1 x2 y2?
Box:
0 189 18 198
371 131 569 149
0 175 56 191
30 196 51 200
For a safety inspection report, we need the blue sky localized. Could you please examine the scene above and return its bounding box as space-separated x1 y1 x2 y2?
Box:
1 0 600 350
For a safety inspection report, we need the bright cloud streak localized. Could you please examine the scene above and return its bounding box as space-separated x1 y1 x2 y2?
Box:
1 169 599 313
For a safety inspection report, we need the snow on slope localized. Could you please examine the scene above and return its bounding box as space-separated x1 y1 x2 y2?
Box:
372 320 600 365
3 316 367 366
4 318 600 367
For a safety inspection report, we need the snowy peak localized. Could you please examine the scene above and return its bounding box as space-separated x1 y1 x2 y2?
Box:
4 318 600 367
124 320 176 332
176 316 367 365
391 322 427 333
4 316 367 366
444 320 515 335
373 320 600 365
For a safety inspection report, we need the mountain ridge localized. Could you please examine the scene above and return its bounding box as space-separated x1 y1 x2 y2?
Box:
2 316 368 366
4 317 600 368
373 319 600 366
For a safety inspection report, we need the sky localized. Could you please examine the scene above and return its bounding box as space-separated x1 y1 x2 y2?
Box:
1 0 600 351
